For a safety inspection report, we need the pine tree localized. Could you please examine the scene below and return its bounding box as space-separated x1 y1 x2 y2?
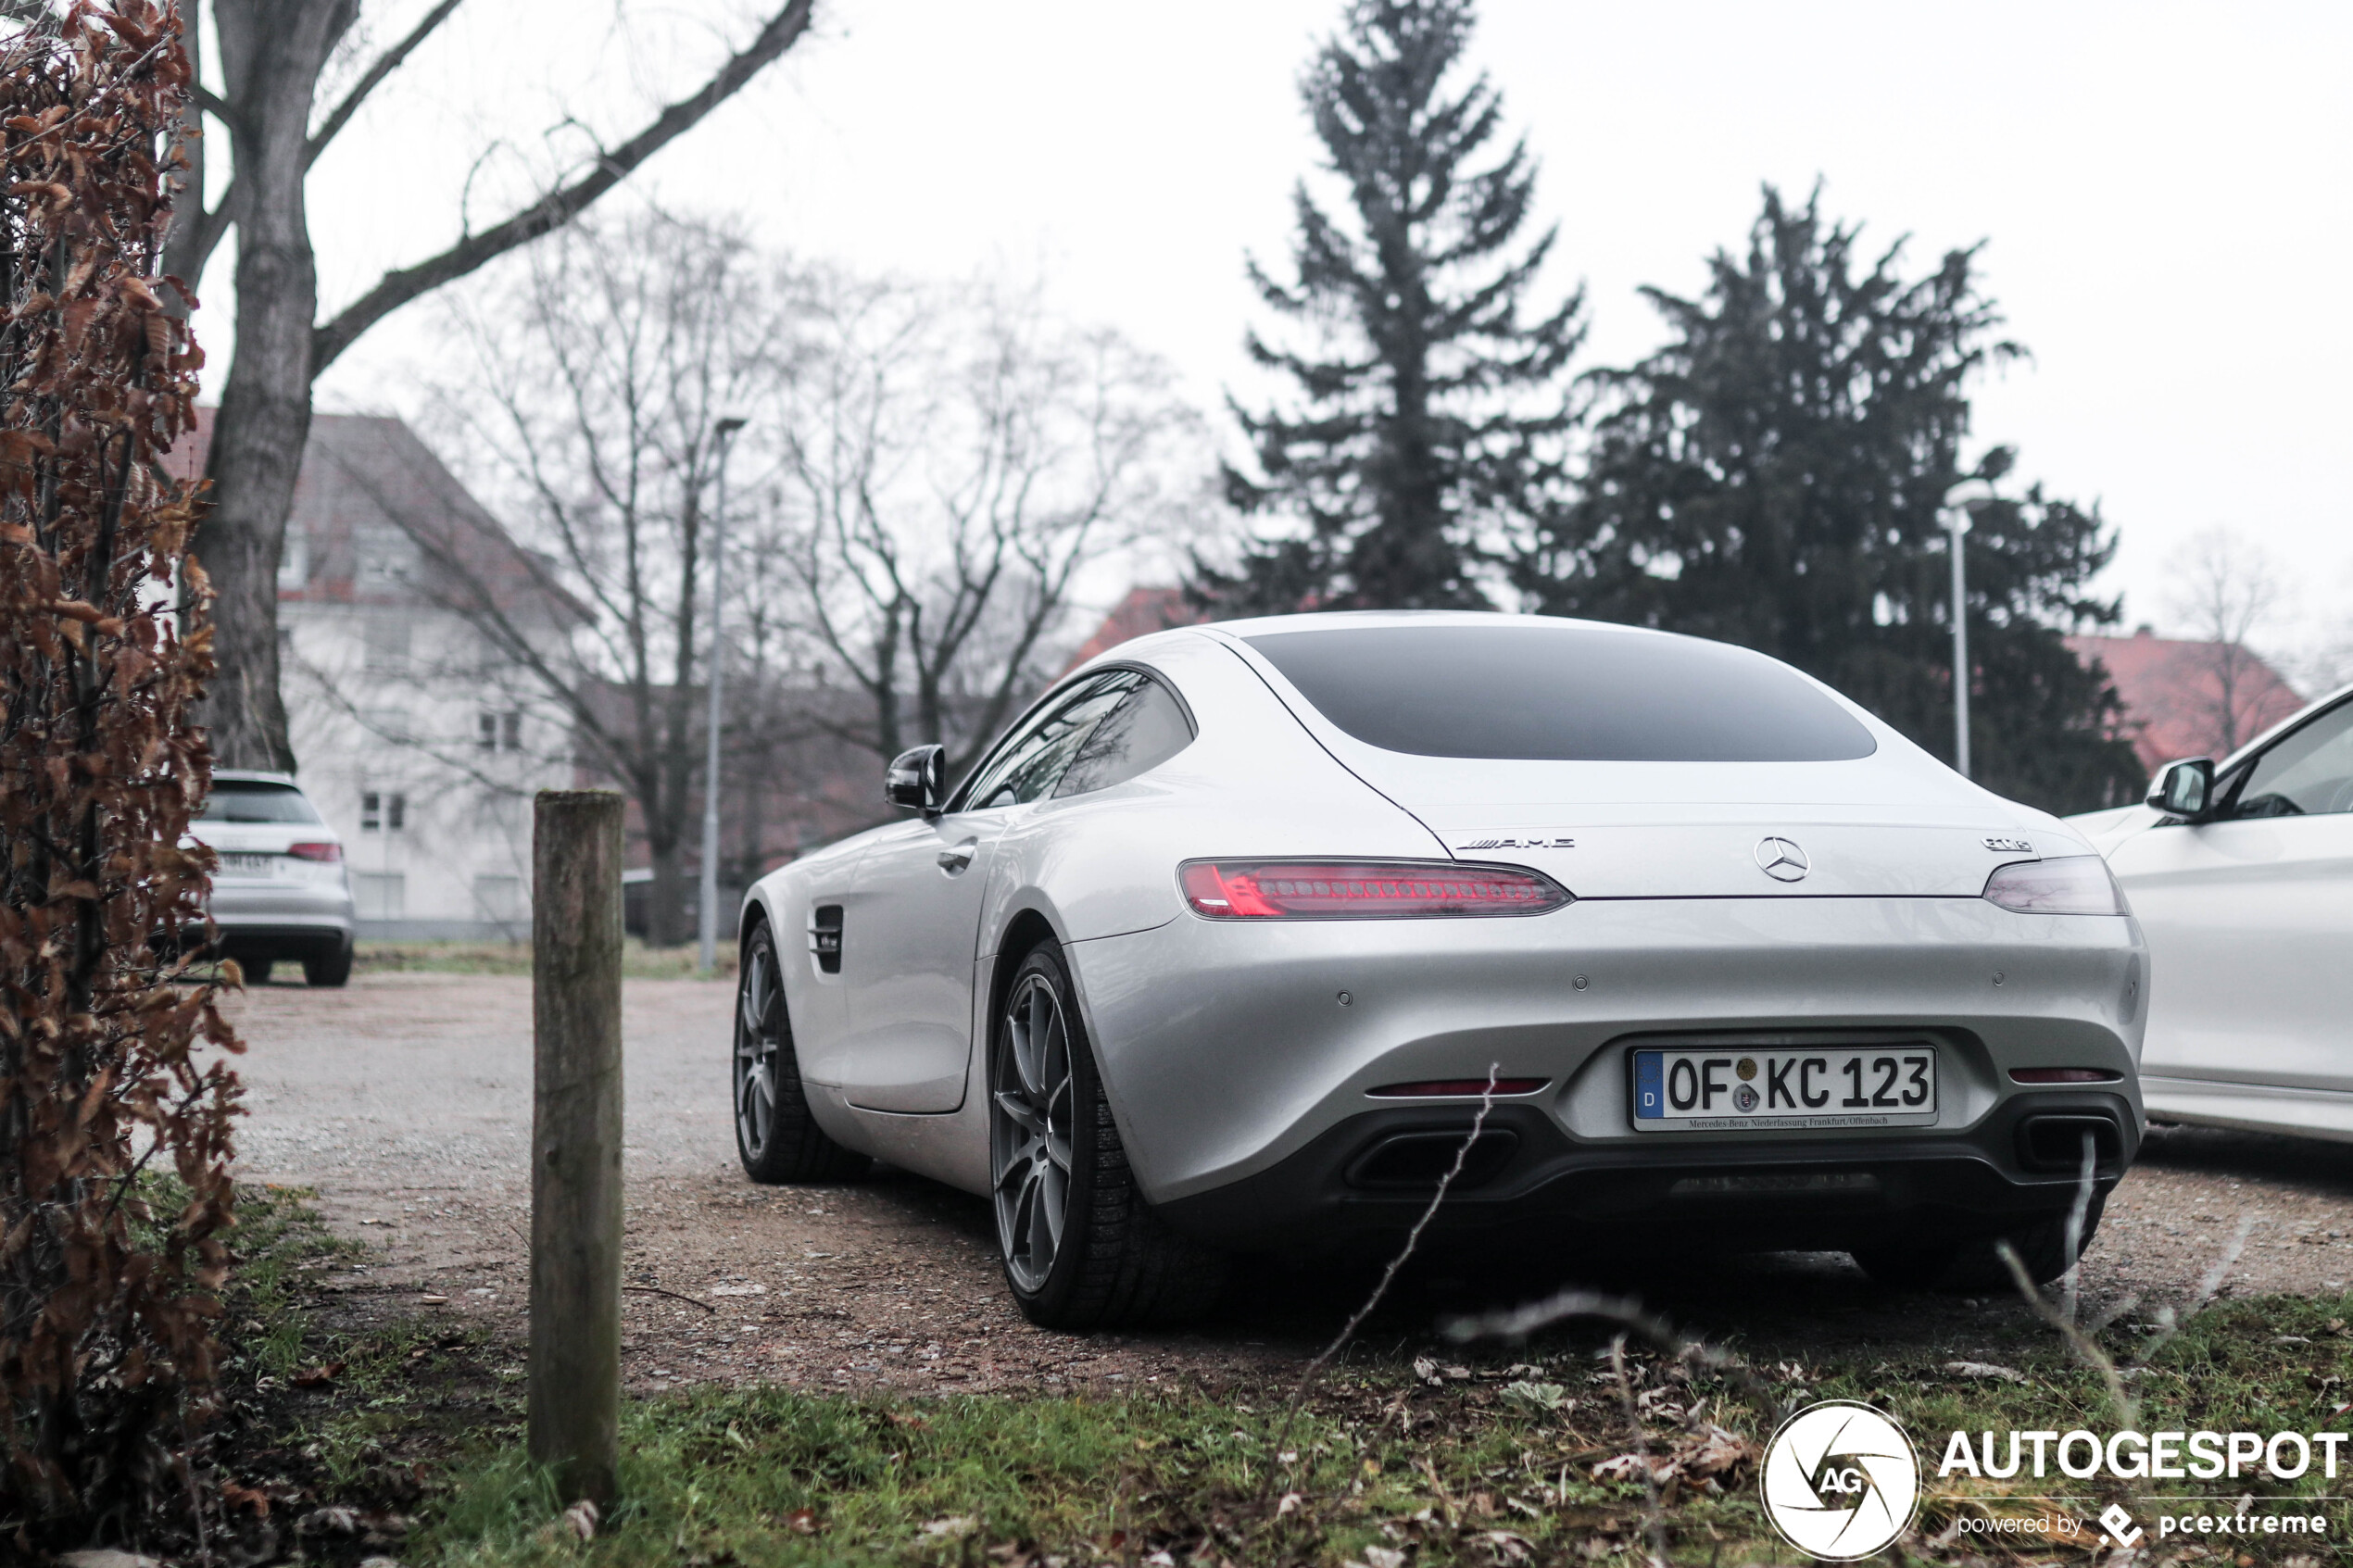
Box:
1518 185 2142 813
1198 0 1584 614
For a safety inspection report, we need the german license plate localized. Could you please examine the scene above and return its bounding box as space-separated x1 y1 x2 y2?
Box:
218 852 279 877
1630 1045 1937 1131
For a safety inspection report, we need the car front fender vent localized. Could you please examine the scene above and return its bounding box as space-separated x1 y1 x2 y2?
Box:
809 905 844 975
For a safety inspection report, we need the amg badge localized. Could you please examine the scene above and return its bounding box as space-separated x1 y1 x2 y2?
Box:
1454 835 1575 851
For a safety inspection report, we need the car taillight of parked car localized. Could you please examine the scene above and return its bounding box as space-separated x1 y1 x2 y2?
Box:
286 841 343 863
1178 859 1570 919
1981 855 2126 915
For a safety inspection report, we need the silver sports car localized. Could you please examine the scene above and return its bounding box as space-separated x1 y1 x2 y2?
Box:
733 612 2146 1327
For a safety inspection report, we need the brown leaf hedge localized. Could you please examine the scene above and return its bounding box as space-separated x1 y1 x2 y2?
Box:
0 0 240 1546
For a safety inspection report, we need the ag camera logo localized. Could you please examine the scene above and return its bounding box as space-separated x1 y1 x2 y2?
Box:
1761 1400 1921 1560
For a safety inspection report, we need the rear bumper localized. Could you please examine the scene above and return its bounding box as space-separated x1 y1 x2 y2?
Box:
206 882 356 957
1065 894 2145 1237
1158 1089 2137 1255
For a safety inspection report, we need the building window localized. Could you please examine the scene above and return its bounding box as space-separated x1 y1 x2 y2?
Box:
278 530 310 591
361 791 407 832
353 872 405 922
479 710 522 752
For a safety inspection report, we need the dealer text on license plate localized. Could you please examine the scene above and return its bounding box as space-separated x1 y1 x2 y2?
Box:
1629 1046 1937 1131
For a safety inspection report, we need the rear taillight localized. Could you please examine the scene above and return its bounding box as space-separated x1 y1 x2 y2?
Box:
1178 859 1570 919
286 841 342 863
1982 855 2125 915
2008 1067 2121 1085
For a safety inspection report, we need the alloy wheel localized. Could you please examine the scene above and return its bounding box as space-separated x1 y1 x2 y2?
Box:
990 970 1076 1292
735 940 782 1160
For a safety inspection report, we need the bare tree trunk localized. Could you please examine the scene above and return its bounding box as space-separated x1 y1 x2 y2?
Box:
175 0 814 773
646 834 688 949
194 0 357 771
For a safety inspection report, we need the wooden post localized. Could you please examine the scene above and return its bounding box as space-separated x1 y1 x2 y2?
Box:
529 790 625 1504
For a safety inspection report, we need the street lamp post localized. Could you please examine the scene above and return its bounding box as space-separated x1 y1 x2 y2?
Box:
1944 508 1972 780
698 417 747 976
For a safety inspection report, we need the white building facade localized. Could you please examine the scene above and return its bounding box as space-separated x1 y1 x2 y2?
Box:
171 412 572 938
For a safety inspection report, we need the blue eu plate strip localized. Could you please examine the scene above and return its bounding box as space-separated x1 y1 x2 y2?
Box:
1634 1050 1663 1121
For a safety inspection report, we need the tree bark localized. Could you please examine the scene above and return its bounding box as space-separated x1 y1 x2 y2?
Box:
646 834 688 949
194 0 357 771
186 0 814 773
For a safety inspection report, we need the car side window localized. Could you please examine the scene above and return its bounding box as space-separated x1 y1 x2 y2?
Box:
957 671 1139 810
2226 701 2353 818
1053 676 1194 797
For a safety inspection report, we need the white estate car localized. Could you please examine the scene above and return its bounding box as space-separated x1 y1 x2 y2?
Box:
2070 684 2353 1137
191 771 358 986
736 613 2146 1327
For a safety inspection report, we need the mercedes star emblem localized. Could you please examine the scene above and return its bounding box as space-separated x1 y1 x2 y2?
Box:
1755 836 1809 882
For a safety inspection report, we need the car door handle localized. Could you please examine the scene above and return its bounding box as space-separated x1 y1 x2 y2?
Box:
937 842 976 873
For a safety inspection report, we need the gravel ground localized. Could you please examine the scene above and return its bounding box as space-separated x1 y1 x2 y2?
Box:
221 972 2353 1393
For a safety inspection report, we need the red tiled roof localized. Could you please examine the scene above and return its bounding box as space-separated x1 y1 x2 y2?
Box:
2069 631 2305 771
1062 586 1205 672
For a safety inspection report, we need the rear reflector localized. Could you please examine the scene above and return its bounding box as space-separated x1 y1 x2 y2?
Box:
1368 1078 1548 1098
1178 859 1569 919
2008 1067 2121 1085
286 841 342 863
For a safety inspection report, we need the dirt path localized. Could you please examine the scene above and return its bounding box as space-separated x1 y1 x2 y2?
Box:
222 972 2353 1392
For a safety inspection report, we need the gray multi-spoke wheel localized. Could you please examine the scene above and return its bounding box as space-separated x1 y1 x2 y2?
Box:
987 941 1227 1329
991 970 1076 1292
734 922 866 1185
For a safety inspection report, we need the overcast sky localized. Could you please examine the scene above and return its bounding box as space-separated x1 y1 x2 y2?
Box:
271 0 2351 676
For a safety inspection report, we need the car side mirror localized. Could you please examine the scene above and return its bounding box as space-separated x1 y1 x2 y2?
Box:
2145 757 2214 820
886 744 947 817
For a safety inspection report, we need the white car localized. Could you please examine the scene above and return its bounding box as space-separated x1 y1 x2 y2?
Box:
191 770 358 986
735 612 2146 1326
2070 684 2353 1138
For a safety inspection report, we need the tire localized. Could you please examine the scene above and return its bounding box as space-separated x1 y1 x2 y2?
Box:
734 922 866 1185
304 941 353 988
244 958 273 985
1854 1195 2106 1293
988 941 1227 1330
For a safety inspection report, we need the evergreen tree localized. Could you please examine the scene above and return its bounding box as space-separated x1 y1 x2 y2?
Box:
1198 0 1584 614
1518 185 2142 813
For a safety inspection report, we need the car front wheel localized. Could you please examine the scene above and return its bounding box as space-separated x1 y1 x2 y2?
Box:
988 941 1225 1330
735 922 866 1185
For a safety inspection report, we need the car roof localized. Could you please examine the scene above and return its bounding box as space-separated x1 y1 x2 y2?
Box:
1196 608 1685 642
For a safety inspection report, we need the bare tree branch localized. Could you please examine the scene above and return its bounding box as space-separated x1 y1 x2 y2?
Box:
305 0 464 167
309 0 813 375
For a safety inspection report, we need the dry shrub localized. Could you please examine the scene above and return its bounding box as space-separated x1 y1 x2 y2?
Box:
0 0 239 1547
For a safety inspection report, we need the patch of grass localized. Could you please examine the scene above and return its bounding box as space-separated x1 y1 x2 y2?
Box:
354 938 736 980
210 1195 2353 1563
404 1294 2353 1566
208 1184 513 1560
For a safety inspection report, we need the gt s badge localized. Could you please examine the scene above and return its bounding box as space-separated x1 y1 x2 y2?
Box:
1982 836 2033 853
1455 836 1575 851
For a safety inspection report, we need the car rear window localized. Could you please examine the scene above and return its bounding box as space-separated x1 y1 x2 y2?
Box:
197 781 323 823
1241 622 1878 762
